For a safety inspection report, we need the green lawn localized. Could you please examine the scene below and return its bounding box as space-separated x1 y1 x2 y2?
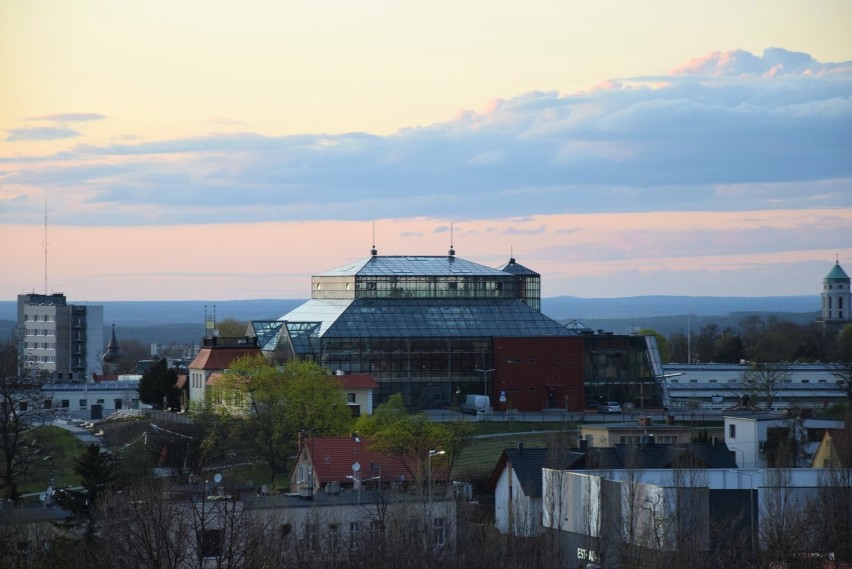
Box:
18 426 87 498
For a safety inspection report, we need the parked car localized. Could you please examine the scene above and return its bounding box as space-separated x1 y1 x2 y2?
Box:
601 401 622 414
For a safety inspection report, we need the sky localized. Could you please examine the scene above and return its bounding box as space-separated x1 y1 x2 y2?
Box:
1 0 851 301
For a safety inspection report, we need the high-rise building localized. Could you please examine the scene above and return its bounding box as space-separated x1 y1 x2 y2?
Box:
16 293 104 381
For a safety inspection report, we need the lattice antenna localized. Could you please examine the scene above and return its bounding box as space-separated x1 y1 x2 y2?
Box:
43 200 48 294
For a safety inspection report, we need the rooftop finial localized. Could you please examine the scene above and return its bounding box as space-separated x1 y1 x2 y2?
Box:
448 222 455 257
371 221 377 256
509 246 515 264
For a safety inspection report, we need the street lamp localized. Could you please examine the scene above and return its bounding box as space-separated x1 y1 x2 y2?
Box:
474 368 494 397
730 469 762 561
428 449 445 505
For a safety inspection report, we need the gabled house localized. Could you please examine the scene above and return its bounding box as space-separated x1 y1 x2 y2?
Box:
289 436 413 496
335 373 378 416
187 337 260 407
811 427 852 468
489 444 584 536
724 411 844 468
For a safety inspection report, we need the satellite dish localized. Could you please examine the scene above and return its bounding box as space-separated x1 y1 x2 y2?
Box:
213 473 223 484
352 461 361 472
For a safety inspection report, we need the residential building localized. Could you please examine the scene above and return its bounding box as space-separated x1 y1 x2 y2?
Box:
289 436 415 496
581 420 694 448
490 444 584 537
16 293 104 381
724 411 844 468
336 373 378 417
811 427 852 468
187 336 261 406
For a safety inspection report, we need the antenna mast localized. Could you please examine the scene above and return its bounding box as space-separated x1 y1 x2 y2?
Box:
44 200 48 294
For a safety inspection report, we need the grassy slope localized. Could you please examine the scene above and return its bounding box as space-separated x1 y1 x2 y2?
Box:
19 426 86 496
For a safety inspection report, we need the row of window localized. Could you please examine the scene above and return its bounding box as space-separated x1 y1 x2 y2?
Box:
619 435 677 445
24 342 57 350
26 355 55 363
25 329 55 336
298 518 446 553
24 314 54 321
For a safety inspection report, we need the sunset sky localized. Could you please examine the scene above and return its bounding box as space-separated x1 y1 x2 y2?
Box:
1 1 851 301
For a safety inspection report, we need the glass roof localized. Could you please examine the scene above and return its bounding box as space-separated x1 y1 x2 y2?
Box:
318 299 575 338
280 300 353 336
250 320 285 351
497 258 540 276
316 255 511 278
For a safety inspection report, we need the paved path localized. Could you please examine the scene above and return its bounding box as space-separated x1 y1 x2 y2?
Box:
50 419 106 446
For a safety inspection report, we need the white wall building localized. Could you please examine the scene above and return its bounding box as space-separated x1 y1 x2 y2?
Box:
723 412 843 468
542 467 845 566
41 379 140 420
663 363 846 411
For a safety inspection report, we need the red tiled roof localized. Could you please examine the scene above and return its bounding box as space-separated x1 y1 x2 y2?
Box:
336 374 378 389
206 372 224 386
298 437 414 485
188 346 260 371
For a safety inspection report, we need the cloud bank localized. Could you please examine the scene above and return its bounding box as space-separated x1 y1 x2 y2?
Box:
2 48 850 227
1 48 850 300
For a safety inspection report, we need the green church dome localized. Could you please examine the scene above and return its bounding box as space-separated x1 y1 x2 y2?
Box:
825 261 850 282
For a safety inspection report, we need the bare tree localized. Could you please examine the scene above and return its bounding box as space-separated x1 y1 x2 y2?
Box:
742 363 790 410
0 341 48 502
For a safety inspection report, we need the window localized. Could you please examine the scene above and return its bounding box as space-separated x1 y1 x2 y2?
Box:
349 522 361 548
729 424 736 439
347 393 356 404
61 400 69 409
79 399 87 409
303 523 319 551
433 517 446 547
327 524 340 550
197 528 224 559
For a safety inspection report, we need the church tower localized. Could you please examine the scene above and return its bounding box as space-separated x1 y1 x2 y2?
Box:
820 259 851 328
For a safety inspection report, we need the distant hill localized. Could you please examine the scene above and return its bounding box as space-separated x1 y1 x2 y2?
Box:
0 295 821 345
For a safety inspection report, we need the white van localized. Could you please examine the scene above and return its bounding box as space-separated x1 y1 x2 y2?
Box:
461 394 490 414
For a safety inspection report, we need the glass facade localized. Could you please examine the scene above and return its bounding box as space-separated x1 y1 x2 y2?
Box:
311 255 541 309
262 254 559 407
582 334 665 409
255 253 662 409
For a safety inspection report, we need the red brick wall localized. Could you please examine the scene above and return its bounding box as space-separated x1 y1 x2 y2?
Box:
492 337 584 412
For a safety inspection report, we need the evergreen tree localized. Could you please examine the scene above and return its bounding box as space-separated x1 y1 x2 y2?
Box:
139 358 179 409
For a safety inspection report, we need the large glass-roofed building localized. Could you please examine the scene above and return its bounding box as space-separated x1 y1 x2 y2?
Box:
255 249 585 409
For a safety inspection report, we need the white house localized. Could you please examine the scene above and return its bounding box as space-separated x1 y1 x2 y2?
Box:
489 444 584 537
724 411 843 468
